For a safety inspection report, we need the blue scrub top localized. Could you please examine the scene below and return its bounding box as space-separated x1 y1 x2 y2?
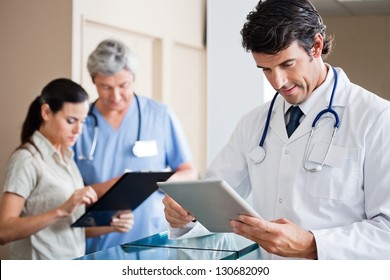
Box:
74 95 192 254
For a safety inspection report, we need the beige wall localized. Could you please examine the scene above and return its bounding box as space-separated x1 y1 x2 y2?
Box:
0 0 72 259
324 16 390 100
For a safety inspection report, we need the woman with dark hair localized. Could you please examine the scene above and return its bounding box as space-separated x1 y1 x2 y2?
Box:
0 78 133 259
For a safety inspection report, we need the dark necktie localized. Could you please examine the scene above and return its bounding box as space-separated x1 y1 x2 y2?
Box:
286 106 303 137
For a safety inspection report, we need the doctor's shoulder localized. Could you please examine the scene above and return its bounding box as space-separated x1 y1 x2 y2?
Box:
140 95 184 127
137 95 170 115
226 102 272 143
347 83 390 118
238 101 273 126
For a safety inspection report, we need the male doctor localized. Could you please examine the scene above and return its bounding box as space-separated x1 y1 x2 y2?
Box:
74 39 197 254
163 0 390 259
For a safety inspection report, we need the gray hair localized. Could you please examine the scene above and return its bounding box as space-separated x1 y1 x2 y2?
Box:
87 39 138 80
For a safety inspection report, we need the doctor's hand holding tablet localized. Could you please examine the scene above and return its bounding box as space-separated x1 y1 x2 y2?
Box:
162 181 317 260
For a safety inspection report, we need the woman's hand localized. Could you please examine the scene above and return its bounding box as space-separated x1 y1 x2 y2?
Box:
57 186 98 217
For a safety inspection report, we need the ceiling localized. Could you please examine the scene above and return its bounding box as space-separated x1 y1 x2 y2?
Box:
310 0 390 16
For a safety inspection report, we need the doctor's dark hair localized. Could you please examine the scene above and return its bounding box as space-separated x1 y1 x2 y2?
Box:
241 0 333 57
20 78 89 146
87 39 138 82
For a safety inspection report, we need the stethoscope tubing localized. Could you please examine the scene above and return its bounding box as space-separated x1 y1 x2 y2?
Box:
260 91 279 147
78 94 141 160
252 67 340 170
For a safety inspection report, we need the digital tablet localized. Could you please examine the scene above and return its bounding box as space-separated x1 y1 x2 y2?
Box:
72 171 174 227
157 180 262 232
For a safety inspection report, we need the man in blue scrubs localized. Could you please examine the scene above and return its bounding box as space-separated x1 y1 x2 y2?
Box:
74 39 197 254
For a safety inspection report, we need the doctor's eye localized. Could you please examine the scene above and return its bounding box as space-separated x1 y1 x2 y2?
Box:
281 60 295 69
282 63 294 69
120 81 132 89
98 85 112 91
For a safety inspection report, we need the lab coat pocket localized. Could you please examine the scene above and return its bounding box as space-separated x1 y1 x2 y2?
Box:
305 142 360 200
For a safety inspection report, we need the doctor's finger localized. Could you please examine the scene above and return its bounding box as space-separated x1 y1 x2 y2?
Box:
164 204 194 223
117 211 134 220
111 220 134 232
231 221 274 246
238 215 281 233
166 215 193 228
163 195 189 217
231 219 268 236
163 204 194 227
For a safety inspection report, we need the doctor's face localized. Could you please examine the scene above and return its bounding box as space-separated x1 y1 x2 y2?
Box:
93 69 135 113
252 39 326 105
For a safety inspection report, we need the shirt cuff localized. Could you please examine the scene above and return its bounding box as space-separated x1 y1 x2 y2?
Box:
168 221 212 239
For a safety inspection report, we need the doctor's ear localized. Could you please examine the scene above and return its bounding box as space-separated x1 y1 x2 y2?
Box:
40 103 52 121
310 34 324 58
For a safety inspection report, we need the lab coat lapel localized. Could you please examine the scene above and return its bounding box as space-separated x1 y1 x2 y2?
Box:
289 69 349 141
268 95 324 142
268 66 349 143
269 97 289 141
288 97 330 142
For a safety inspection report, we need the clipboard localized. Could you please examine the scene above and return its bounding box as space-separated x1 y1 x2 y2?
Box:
71 171 174 227
157 180 262 232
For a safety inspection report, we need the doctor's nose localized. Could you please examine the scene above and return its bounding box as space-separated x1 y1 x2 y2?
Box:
110 87 122 102
270 70 287 90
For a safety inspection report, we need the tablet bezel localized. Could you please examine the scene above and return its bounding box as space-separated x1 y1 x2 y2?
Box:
158 180 262 232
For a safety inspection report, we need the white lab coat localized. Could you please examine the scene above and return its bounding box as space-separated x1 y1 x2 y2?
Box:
170 66 390 259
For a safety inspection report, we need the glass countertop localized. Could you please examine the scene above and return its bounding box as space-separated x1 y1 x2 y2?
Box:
77 244 236 260
76 231 259 260
125 231 259 259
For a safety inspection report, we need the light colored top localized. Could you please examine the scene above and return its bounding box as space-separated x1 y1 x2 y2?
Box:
74 95 192 253
170 66 390 259
3 131 85 260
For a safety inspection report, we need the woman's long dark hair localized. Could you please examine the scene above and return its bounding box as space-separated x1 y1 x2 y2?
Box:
20 78 89 149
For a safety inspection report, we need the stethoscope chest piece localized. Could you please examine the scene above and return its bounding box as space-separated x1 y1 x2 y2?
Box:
250 146 266 164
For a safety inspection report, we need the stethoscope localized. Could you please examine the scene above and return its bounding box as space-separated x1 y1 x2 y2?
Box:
77 94 141 160
249 67 340 172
